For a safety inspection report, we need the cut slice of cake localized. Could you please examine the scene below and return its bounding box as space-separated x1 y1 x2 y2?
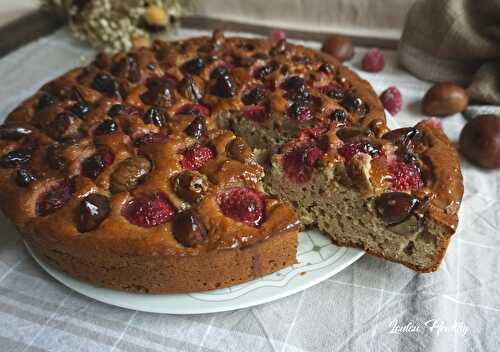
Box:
265 120 463 271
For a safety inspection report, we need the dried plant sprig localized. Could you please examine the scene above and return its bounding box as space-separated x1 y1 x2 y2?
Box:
40 0 184 53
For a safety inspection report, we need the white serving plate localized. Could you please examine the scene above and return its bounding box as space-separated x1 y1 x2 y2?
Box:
25 230 364 314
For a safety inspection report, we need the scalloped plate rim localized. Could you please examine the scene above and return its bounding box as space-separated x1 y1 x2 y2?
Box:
24 234 364 314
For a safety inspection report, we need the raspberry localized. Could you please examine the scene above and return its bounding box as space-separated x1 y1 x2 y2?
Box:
380 86 402 115
297 126 328 140
243 105 270 123
37 181 74 216
180 144 215 170
283 140 323 183
389 160 424 192
337 141 380 161
123 193 176 228
176 103 210 117
217 187 265 227
423 117 443 130
297 126 329 151
361 48 385 73
288 102 313 121
100 148 115 166
270 30 286 42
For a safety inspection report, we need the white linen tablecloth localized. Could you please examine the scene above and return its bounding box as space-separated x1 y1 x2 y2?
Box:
0 28 499 352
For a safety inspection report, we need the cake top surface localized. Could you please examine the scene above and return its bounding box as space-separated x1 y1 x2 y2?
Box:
0 31 463 255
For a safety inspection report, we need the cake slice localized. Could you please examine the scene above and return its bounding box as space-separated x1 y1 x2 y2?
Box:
265 120 463 271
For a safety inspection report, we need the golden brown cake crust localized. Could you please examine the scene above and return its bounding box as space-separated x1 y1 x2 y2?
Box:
23 227 298 293
0 31 463 292
414 120 463 232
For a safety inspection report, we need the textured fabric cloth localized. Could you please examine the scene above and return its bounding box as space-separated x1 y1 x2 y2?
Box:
0 28 499 352
398 0 500 105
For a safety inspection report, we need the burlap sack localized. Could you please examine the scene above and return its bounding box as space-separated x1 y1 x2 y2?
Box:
398 0 500 104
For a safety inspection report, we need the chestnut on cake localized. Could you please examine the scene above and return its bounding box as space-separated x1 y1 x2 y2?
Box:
0 31 463 293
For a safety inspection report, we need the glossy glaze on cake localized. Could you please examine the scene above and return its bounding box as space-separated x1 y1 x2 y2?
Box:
0 31 463 293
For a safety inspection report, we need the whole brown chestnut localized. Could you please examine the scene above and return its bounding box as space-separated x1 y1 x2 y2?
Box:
321 35 354 62
459 115 500 169
225 137 254 163
375 192 420 225
421 82 468 117
184 116 208 139
172 170 209 203
110 156 151 193
172 209 208 247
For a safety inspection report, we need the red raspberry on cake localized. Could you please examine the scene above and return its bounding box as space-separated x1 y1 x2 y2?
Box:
297 126 328 140
243 105 270 123
288 102 313 121
389 160 424 192
37 181 74 216
282 139 323 183
217 187 265 227
180 144 215 170
123 193 176 228
318 84 345 100
177 103 210 117
337 141 381 161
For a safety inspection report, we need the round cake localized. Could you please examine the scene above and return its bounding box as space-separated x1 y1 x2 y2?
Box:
0 31 463 293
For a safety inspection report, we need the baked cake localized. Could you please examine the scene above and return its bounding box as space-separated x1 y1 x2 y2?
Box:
0 31 463 293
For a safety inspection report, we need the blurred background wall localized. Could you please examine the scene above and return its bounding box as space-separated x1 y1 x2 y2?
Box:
2 0 416 40
190 0 415 40
1 0 38 27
